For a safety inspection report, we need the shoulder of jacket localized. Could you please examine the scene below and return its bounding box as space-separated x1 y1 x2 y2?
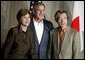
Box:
70 27 78 33
43 19 52 24
10 26 19 35
50 27 57 33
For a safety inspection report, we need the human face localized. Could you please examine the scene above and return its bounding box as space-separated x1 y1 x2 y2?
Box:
21 14 30 27
34 5 45 21
57 13 68 30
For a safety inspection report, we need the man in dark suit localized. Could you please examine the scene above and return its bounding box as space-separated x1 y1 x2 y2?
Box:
29 2 53 59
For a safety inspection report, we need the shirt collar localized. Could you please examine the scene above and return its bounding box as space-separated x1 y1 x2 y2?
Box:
18 25 30 32
58 26 68 32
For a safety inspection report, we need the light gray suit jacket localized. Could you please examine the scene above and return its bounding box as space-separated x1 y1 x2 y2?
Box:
47 26 81 59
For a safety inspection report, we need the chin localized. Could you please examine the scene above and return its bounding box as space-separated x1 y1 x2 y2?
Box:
62 27 65 30
38 18 42 20
23 24 29 27
60 26 64 29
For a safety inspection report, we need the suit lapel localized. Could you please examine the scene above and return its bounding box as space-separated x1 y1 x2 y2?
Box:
54 28 59 50
29 20 39 44
60 27 71 52
29 20 35 32
18 26 28 44
37 20 46 45
40 20 47 45
52 27 71 54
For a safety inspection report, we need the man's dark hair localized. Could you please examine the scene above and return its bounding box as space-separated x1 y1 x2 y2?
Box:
54 10 68 22
33 2 45 11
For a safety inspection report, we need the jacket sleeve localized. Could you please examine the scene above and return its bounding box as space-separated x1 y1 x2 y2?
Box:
72 32 81 59
2 28 14 59
50 22 54 30
47 31 53 59
30 32 36 59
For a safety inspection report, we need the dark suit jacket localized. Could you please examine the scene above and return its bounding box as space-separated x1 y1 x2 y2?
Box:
47 26 81 59
2 26 36 59
29 19 53 59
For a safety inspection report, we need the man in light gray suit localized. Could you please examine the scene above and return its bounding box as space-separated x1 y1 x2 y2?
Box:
47 10 81 59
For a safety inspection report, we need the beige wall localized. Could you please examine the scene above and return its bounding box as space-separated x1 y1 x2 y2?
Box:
43 1 60 27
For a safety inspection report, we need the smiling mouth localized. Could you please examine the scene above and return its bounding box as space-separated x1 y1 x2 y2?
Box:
25 22 29 23
61 23 63 25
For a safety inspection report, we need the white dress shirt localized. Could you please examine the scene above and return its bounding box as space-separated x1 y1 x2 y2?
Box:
33 19 44 44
